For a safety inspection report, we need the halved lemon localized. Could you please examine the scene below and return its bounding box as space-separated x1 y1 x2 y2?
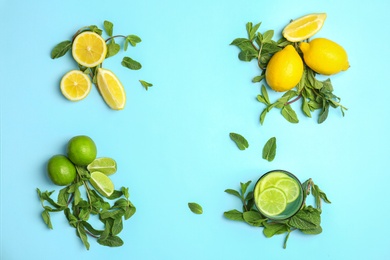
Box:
60 70 91 101
89 171 114 197
96 68 126 110
282 13 327 42
72 31 107 67
256 187 287 216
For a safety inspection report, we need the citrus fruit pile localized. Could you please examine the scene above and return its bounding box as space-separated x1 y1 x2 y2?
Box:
266 13 349 92
47 135 115 197
59 31 126 110
254 172 301 217
231 13 349 124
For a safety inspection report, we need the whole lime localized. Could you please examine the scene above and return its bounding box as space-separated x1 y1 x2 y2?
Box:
47 155 76 186
67 135 97 166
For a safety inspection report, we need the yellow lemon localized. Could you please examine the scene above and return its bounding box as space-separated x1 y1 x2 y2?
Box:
300 38 349 75
265 45 304 92
60 70 91 101
72 31 107 67
96 68 126 110
282 13 327 42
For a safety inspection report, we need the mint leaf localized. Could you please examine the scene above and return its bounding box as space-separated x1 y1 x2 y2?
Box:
263 222 290 238
229 132 249 150
139 80 153 90
188 202 203 214
51 40 72 59
125 35 142 48
103 20 114 36
262 137 276 161
106 39 120 58
97 235 124 247
121 57 142 70
243 211 266 227
223 209 244 221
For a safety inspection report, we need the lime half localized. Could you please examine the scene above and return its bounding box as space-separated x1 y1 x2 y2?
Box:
256 187 287 217
89 171 114 197
275 178 300 203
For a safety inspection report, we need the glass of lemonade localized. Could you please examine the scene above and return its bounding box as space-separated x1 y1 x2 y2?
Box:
254 170 304 220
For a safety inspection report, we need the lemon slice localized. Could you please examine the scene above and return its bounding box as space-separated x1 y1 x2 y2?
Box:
275 178 300 203
96 68 126 110
72 31 107 67
89 171 114 197
256 187 287 216
60 70 91 101
282 13 327 42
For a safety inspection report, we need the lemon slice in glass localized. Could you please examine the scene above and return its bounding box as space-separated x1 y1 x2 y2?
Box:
257 187 287 217
89 171 114 197
275 178 300 203
282 13 327 42
60 70 91 101
72 31 107 67
96 68 126 110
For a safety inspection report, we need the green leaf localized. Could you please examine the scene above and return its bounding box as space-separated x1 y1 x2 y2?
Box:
243 211 266 227
76 223 90 250
51 40 72 59
240 181 252 196
100 209 125 220
64 208 78 228
302 97 312 118
97 235 124 247
125 205 136 220
57 186 69 206
41 210 53 229
223 209 244 221
262 30 274 43
103 20 114 36
106 40 120 58
224 189 241 199
121 57 142 70
125 35 142 48
139 80 153 90
289 207 321 230
88 25 103 35
259 108 267 125
229 132 249 150
111 218 123 236
262 137 276 162
261 85 270 104
81 221 103 236
247 22 261 40
238 50 257 61
301 226 323 235
188 202 203 214
263 222 290 237
252 75 264 83
318 103 330 124
281 105 299 123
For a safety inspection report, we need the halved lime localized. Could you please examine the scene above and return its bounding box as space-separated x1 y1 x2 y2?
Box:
87 157 117 175
256 187 287 217
275 178 300 203
89 171 114 197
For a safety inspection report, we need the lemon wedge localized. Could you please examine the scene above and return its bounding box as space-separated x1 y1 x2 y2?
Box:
96 68 126 110
282 13 327 42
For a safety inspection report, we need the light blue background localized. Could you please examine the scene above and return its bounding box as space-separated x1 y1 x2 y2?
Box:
1 0 389 259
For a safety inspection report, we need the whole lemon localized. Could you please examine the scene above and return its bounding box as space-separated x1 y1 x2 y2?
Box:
299 38 349 75
265 45 304 92
67 135 97 166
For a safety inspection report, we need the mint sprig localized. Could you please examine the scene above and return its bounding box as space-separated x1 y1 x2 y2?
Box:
224 179 330 249
37 164 136 250
231 22 347 124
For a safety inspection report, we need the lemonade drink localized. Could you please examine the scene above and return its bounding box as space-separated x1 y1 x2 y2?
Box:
254 170 304 220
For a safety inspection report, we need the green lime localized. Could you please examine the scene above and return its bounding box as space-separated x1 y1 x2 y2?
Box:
87 157 117 175
47 155 76 186
258 171 287 191
89 171 114 197
275 178 300 203
256 187 287 217
67 135 97 166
